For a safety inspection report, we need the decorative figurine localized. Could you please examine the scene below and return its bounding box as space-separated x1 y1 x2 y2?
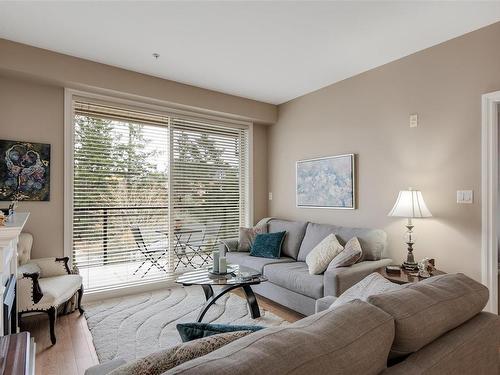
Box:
418 257 435 278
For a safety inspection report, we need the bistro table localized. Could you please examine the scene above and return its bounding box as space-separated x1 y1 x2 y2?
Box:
176 265 267 322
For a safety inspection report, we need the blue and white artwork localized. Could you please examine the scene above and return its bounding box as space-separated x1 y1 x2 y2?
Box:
296 154 355 209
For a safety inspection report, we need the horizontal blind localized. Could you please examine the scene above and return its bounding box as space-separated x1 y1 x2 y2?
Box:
72 100 249 292
73 101 170 291
171 118 249 254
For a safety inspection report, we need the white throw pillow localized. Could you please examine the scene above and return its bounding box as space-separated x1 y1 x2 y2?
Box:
328 237 363 268
330 272 404 309
305 234 344 275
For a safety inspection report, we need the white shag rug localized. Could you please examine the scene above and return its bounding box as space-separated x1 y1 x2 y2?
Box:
84 286 288 362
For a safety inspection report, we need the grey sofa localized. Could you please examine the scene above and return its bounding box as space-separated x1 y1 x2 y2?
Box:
220 218 392 315
87 273 500 375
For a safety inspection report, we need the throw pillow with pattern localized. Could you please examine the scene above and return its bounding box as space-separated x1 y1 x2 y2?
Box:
328 237 363 268
108 331 251 375
238 225 268 251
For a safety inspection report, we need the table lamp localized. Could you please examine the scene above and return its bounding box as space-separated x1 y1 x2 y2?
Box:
388 188 432 271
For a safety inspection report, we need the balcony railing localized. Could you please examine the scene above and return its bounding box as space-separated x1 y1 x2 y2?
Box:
73 205 234 267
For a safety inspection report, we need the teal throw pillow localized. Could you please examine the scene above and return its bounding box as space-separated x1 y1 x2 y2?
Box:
250 231 286 259
176 323 264 342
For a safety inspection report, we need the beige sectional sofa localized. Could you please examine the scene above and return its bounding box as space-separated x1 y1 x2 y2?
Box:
87 273 500 375
165 273 499 374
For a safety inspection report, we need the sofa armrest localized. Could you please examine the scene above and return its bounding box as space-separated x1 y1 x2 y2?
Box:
315 296 337 313
29 256 71 277
17 273 44 311
323 258 392 297
218 238 239 256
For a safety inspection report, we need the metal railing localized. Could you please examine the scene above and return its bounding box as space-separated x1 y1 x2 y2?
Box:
73 205 234 266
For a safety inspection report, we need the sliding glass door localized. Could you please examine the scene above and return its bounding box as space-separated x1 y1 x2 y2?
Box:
71 100 249 291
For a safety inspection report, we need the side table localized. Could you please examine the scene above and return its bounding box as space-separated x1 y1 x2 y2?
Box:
376 267 445 285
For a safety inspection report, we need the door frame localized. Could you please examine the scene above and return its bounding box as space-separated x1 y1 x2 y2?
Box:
481 91 500 314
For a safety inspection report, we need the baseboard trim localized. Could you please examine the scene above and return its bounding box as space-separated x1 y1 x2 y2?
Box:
82 279 177 303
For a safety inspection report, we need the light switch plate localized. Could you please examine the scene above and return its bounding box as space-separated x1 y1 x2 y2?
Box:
410 113 418 128
268 192 273 201
457 190 473 204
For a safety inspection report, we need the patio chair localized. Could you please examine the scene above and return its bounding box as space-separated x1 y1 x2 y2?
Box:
173 223 205 270
176 222 222 269
131 226 168 277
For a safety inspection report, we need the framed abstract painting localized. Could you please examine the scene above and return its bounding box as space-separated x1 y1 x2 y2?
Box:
296 154 355 209
0 140 51 201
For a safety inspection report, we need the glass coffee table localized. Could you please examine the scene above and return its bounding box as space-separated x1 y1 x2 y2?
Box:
176 264 267 322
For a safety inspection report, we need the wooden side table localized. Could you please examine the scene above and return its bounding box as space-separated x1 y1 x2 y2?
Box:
376 267 445 284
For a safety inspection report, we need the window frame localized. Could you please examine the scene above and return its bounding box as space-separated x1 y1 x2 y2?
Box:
64 88 253 293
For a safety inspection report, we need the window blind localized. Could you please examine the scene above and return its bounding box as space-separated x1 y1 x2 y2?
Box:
72 100 249 291
171 118 249 245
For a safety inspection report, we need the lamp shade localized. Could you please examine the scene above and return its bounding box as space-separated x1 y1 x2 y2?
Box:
388 190 432 218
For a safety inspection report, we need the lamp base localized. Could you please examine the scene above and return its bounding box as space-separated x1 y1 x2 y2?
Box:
402 261 419 271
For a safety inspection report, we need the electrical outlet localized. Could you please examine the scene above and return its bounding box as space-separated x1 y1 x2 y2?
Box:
268 192 273 201
457 190 473 204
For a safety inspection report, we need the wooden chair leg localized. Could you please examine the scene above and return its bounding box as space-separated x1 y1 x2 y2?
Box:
77 286 85 314
47 307 57 345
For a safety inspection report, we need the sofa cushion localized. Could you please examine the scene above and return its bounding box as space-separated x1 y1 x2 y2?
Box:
379 312 500 375
267 219 308 259
297 222 387 261
263 262 324 299
38 274 83 307
225 252 294 273
367 273 489 358
164 300 395 375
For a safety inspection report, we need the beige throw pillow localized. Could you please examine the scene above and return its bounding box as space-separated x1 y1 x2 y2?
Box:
109 331 250 375
238 225 268 251
329 237 363 268
330 272 403 309
305 234 344 275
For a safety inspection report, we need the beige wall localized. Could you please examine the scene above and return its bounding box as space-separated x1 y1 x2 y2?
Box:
269 22 500 281
0 38 277 125
0 49 277 258
0 76 64 258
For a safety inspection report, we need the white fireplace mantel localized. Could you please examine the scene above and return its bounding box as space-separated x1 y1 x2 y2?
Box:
0 212 29 335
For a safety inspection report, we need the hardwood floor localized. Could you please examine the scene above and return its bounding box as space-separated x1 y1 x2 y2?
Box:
22 312 98 375
22 291 304 375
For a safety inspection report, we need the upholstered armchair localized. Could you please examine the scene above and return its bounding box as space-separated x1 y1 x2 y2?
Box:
17 233 84 344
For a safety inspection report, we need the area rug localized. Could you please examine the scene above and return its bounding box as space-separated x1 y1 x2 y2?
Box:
84 286 288 362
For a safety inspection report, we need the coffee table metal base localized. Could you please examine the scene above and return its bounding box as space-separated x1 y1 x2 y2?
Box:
196 284 260 322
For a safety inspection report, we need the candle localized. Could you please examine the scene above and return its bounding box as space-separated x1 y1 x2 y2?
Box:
219 256 227 274
212 251 220 273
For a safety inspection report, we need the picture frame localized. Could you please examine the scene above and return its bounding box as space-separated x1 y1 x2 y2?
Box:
296 153 355 209
0 139 51 201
